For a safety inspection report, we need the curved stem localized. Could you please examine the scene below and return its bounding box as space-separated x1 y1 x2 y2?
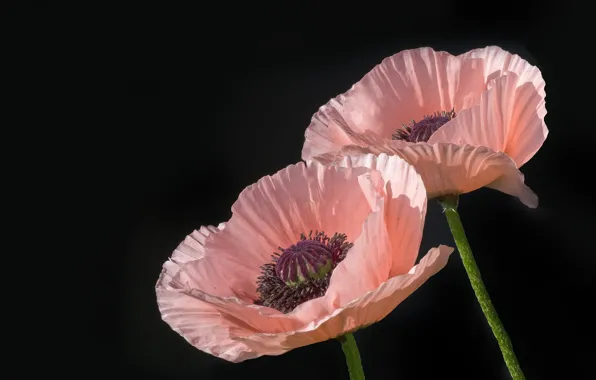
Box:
438 195 526 380
338 333 365 380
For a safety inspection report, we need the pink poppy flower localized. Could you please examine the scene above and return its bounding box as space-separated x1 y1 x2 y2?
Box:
156 155 453 362
302 46 547 207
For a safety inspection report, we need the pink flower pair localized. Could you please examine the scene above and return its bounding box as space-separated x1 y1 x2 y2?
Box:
156 46 547 363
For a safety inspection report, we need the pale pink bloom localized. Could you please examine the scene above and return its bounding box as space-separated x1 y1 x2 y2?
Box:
156 155 453 362
302 46 547 207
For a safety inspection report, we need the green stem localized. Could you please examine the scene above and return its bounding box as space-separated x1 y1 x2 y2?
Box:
438 195 526 380
338 333 365 380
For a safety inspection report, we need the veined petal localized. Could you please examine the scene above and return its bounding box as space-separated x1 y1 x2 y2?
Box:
325 143 539 208
156 225 261 363
428 72 548 167
460 45 546 98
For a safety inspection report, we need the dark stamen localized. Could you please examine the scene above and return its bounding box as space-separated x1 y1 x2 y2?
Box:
254 230 353 313
392 109 456 142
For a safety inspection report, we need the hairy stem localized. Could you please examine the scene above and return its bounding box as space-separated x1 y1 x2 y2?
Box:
338 333 365 380
439 195 526 380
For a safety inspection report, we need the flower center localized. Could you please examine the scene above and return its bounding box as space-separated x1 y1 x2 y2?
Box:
275 240 333 286
254 230 353 313
392 109 456 142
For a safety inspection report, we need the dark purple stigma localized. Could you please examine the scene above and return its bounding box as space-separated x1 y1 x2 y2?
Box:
275 240 333 285
254 231 353 313
392 109 456 142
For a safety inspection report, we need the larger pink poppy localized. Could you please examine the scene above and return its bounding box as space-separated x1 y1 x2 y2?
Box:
156 155 453 362
302 46 547 207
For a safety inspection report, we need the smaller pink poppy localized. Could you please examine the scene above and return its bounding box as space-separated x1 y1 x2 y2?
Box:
302 46 546 207
156 155 453 362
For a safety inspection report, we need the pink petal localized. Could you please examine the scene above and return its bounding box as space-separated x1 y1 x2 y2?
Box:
301 90 396 163
182 287 306 333
334 153 427 279
302 116 387 164
395 143 539 207
156 288 260 362
327 142 538 208
428 72 548 167
233 245 454 356
156 226 261 363
460 45 546 98
302 94 352 160
171 226 217 263
160 226 225 293
504 87 548 166
312 138 413 166
169 233 259 301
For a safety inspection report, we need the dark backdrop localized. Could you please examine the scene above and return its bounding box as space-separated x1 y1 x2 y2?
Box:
96 1 596 379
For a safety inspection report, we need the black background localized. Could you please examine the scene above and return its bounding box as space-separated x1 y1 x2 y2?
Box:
25 0 595 379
